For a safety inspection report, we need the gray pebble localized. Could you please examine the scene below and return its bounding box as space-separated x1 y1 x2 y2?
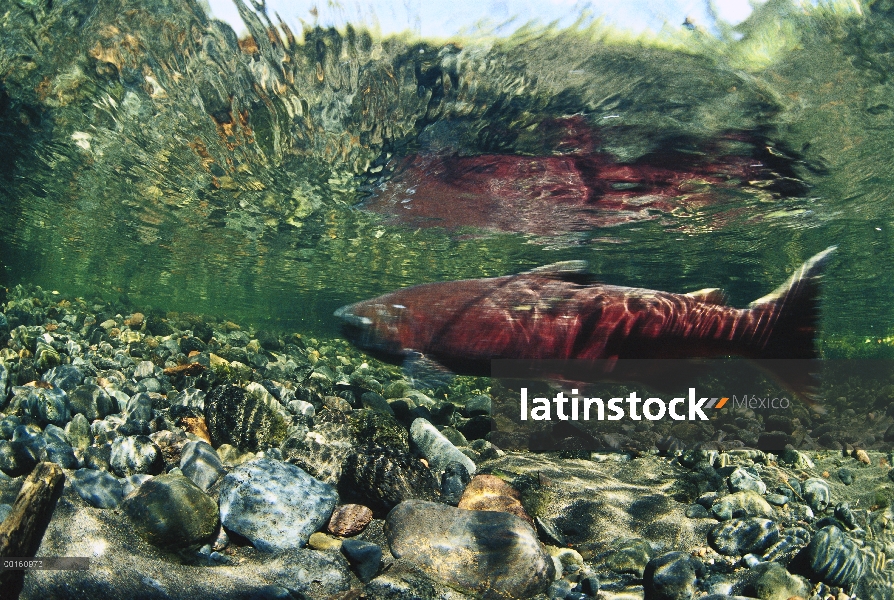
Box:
341 538 381 583
686 504 710 518
71 468 124 508
643 552 703 600
802 478 831 512
110 435 164 477
727 467 766 495
440 461 471 505
180 440 225 492
464 394 491 417
765 493 789 506
360 391 394 416
410 418 476 477
837 467 854 486
125 392 154 422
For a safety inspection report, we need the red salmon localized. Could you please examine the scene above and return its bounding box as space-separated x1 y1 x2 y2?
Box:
335 248 835 394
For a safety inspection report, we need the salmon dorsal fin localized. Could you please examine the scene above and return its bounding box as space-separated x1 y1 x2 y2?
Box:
685 287 728 305
523 261 593 282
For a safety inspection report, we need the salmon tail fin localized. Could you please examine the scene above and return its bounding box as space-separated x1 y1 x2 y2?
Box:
747 246 836 409
748 246 836 358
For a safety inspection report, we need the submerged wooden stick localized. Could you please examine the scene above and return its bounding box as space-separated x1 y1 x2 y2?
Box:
0 462 65 600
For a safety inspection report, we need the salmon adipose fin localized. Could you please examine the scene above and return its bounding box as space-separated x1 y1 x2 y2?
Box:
747 246 836 405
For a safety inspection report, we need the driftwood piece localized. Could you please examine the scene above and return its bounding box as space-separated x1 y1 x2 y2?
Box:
0 462 65 600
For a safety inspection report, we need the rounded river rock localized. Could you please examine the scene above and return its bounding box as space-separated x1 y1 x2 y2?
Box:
122 472 219 551
385 499 554 599
218 458 339 552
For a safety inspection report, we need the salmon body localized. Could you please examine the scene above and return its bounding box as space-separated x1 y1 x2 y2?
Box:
335 248 835 379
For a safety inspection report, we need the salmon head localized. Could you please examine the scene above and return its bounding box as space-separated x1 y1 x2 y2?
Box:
334 296 420 360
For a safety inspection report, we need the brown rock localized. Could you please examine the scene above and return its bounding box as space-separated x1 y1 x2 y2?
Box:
163 362 205 377
327 504 373 537
181 416 212 444
855 449 870 465
124 312 144 327
457 474 532 524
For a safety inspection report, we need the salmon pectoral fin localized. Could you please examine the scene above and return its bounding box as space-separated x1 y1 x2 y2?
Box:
746 246 836 409
403 352 456 390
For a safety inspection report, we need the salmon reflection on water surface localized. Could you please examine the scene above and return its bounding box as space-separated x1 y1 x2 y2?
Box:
359 118 810 234
335 248 835 396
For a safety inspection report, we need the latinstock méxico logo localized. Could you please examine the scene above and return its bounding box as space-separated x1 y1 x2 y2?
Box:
518 388 787 422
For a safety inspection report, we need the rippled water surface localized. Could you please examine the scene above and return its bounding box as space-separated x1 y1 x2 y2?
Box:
1 0 893 355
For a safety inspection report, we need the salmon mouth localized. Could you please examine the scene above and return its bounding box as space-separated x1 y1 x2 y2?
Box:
333 304 398 357
335 304 413 366
333 304 373 329
333 304 373 348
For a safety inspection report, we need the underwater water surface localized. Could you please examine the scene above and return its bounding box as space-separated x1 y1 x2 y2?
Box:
0 0 891 356
5 1 894 599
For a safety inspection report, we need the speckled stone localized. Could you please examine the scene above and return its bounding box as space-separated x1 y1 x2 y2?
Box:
385 500 554 599
204 384 289 452
327 504 373 537
218 458 338 552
